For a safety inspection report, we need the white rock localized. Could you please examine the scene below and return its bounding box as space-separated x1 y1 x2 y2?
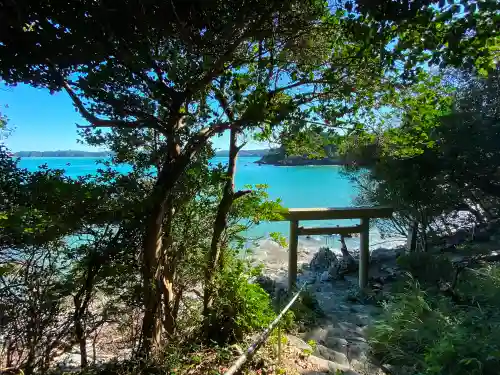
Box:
307 355 360 375
287 334 313 352
314 344 350 366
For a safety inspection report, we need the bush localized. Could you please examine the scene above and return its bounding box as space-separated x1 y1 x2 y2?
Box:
71 342 234 375
287 289 324 328
396 252 455 287
206 257 276 344
368 265 500 375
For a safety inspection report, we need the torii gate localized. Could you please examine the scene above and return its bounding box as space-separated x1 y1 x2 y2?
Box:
275 206 394 291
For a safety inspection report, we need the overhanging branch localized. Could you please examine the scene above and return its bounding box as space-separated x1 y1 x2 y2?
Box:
233 190 252 200
48 60 165 132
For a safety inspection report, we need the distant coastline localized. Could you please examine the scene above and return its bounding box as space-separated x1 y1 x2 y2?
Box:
254 147 355 166
14 149 270 158
215 149 269 157
255 156 347 166
15 150 112 158
14 149 357 166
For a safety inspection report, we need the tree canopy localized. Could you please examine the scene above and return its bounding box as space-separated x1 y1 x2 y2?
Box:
2 0 500 373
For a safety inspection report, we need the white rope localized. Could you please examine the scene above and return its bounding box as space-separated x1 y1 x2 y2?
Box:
223 282 308 375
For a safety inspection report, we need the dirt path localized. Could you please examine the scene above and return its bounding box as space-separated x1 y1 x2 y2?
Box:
252 243 402 375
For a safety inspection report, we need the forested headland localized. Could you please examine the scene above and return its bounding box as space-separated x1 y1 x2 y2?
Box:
1 1 500 374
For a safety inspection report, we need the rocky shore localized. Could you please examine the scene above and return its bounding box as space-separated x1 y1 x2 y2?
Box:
248 217 500 374
248 240 403 375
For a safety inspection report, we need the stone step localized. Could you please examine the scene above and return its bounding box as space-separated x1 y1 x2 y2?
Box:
314 344 349 366
305 355 360 375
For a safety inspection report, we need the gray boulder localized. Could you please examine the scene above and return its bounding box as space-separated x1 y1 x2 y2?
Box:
310 247 338 271
328 253 359 280
445 228 469 247
370 247 401 263
255 275 275 295
473 228 491 242
487 218 500 232
314 344 350 366
287 334 313 352
328 259 345 280
320 270 332 282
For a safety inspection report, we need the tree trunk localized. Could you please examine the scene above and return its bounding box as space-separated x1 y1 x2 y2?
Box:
5 338 14 368
73 276 95 369
140 114 216 355
75 318 87 368
24 310 37 375
140 153 199 355
161 268 175 337
24 341 35 375
339 235 351 258
140 202 166 356
92 334 98 365
203 128 239 317
172 287 183 323
203 126 249 320
339 235 357 273
72 260 99 369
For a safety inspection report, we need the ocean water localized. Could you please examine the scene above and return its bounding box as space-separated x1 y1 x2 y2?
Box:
18 156 401 250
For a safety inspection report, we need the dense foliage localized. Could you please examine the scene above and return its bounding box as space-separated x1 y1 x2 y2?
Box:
336 10 500 375
2 0 500 374
370 253 500 375
341 67 500 247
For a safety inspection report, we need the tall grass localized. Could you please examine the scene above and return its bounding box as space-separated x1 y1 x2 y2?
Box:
369 254 500 375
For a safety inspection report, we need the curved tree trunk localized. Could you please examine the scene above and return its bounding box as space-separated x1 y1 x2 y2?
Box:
75 319 87 368
140 138 210 355
203 127 238 318
73 295 89 368
203 126 250 322
140 113 183 356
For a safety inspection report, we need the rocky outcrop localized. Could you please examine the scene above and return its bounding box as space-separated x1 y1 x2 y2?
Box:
309 246 359 282
310 247 338 272
263 245 404 375
286 335 313 352
370 247 403 263
255 275 276 295
327 254 359 281
255 146 346 166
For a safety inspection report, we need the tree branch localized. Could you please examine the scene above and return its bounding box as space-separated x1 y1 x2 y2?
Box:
267 79 331 97
60 80 146 128
235 141 247 154
233 190 252 200
213 86 236 122
185 17 267 100
48 60 166 132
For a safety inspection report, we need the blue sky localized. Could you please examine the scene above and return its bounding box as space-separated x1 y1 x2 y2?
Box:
0 84 90 151
0 84 264 152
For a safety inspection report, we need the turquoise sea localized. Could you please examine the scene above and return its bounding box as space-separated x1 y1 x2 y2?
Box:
18 156 400 250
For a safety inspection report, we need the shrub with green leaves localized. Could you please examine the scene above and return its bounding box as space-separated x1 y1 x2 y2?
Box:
288 289 324 328
396 252 456 287
206 255 276 344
